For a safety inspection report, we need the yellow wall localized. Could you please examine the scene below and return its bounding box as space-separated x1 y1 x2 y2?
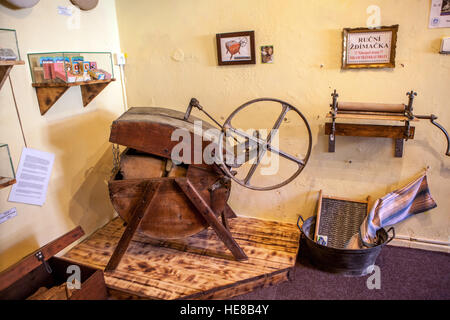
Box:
0 0 448 271
0 1 124 270
115 0 449 248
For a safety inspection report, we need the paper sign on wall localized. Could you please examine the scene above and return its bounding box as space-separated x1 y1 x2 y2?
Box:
342 25 398 69
57 5 73 16
429 0 450 28
8 148 55 207
0 208 17 225
346 31 393 65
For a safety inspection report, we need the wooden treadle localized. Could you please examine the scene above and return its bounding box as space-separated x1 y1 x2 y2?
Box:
62 216 300 300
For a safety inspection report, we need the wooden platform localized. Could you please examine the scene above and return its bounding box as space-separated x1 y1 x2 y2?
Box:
62 216 300 300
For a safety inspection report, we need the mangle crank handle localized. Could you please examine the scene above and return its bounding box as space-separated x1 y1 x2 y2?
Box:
415 114 450 156
184 98 199 120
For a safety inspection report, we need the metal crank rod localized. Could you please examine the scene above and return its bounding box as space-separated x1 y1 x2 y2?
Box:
406 91 449 156
414 114 450 156
184 97 259 165
184 98 224 129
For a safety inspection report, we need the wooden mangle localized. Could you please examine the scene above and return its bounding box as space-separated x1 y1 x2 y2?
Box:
106 98 312 271
325 90 450 158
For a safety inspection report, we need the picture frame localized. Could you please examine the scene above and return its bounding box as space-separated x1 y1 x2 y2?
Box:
261 45 274 64
342 25 399 69
216 31 256 66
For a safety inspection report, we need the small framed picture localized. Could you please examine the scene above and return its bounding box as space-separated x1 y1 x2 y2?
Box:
342 25 399 69
261 45 274 64
216 31 256 66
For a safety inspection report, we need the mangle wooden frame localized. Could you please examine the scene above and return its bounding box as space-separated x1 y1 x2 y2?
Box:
105 174 248 272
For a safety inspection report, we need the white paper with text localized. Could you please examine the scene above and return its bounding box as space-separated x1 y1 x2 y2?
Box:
0 208 17 224
8 148 55 206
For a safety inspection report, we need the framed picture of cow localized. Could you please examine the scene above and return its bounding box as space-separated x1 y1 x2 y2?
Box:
216 31 256 65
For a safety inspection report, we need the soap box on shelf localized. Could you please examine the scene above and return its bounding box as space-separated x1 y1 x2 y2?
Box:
39 57 54 80
99 69 112 80
71 56 84 75
52 56 70 82
88 69 105 80
440 37 450 54
82 61 91 73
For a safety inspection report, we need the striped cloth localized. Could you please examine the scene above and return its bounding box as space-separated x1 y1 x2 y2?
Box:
346 172 437 249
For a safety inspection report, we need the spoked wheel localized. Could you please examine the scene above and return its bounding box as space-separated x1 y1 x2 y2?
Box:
218 98 312 191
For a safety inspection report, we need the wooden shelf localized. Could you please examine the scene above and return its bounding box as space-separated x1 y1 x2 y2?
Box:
0 60 25 66
0 60 25 91
325 122 416 158
32 78 114 88
32 78 116 116
0 177 16 190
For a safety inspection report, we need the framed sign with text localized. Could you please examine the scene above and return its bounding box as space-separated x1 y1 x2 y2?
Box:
342 25 399 69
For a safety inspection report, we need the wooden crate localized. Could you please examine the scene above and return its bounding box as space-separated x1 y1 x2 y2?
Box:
63 216 301 300
0 227 108 300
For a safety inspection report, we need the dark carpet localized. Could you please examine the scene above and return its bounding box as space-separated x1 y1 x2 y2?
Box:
233 245 450 300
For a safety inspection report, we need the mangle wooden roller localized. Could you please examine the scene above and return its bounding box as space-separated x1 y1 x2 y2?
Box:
105 98 312 271
325 90 450 157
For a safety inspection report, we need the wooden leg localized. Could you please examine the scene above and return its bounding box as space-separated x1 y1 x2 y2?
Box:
221 212 229 230
287 267 296 281
394 139 404 158
210 175 236 220
176 178 248 261
210 179 230 229
328 134 336 152
224 204 238 219
105 181 161 272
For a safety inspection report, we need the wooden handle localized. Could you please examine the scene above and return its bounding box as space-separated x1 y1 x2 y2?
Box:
314 190 323 242
338 102 405 113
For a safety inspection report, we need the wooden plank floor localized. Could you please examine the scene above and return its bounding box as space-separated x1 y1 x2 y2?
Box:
63 216 300 300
